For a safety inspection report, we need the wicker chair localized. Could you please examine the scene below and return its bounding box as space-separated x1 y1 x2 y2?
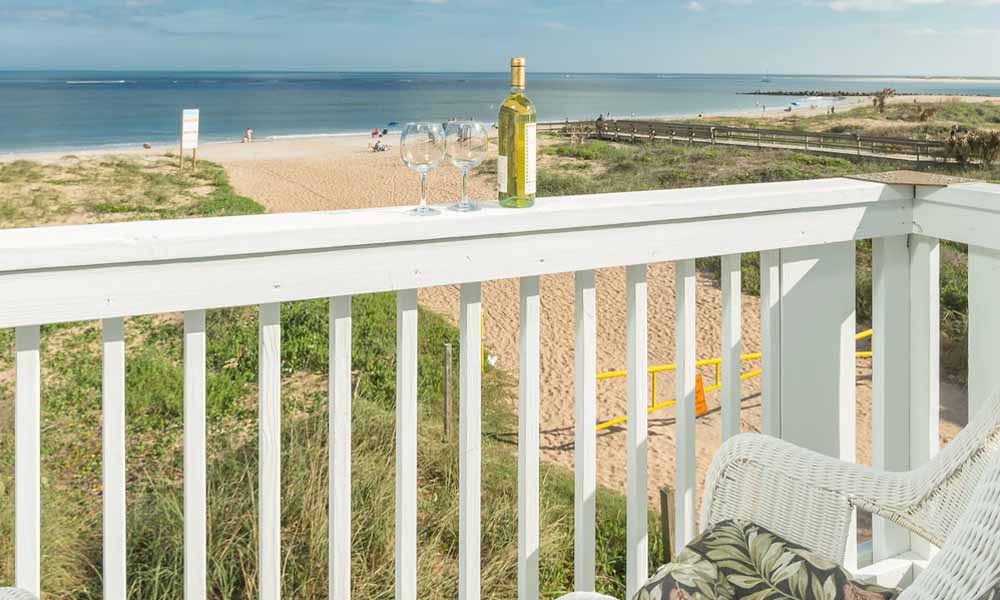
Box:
0 589 36 600
701 395 1000 599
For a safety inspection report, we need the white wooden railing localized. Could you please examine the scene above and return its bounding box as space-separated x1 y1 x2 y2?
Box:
3 176 1000 599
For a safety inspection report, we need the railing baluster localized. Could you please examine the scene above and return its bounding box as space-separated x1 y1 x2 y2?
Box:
396 290 419 600
573 270 597 592
259 303 282 600
759 250 782 437
184 311 207 600
674 259 697 552
720 254 742 441
519 276 541 600
15 325 40 597
871 237 911 562
102 317 127 600
330 296 352 600
968 245 1000 419
459 283 482 600
625 264 648 600
908 235 940 560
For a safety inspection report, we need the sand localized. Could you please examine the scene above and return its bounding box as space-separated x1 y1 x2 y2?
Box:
732 93 1000 121
4 111 972 529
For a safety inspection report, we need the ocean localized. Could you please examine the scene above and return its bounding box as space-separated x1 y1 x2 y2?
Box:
1 71 999 153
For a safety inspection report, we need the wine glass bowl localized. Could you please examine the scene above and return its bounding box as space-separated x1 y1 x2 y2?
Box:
445 121 490 212
400 122 446 216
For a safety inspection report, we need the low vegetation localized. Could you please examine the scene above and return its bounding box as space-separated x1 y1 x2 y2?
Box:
0 155 261 228
538 138 989 379
0 156 659 599
674 99 1000 142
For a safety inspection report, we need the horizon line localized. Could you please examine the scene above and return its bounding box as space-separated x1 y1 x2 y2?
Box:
0 68 998 80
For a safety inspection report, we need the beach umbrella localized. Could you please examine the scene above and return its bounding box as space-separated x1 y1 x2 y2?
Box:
387 121 400 127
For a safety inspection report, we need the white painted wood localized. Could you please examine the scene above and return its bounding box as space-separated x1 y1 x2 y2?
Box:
573 270 597 592
259 303 282 600
674 259 697 553
759 250 782 438
854 553 925 589
720 254 742 441
625 264 648 600
914 183 1000 252
777 243 858 569
330 296 352 600
459 282 482 600
968 245 1000 419
871 236 913 562
103 317 127 600
396 289 419 600
0 193 913 330
15 325 40 597
518 276 541 600
0 179 911 273
908 235 940 561
777 242 857 459
183 311 207 600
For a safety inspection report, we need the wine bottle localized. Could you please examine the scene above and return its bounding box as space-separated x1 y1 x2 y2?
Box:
498 57 536 208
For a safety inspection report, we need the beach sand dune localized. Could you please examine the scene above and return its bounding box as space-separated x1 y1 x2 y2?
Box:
199 133 967 526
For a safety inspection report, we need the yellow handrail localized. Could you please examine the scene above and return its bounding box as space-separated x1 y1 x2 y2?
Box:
594 329 873 431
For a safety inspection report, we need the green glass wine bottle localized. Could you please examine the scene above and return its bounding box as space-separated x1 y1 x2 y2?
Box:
498 57 536 208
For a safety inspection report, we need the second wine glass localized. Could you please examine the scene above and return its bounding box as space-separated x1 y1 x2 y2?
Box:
400 122 446 216
445 121 489 212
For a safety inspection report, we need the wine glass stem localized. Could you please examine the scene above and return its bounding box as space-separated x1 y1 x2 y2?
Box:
420 172 429 211
462 167 469 206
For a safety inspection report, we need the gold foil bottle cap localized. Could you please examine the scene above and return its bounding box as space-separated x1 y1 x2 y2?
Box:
510 57 526 88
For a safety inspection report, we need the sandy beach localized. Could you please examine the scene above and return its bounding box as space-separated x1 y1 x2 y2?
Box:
3 103 971 521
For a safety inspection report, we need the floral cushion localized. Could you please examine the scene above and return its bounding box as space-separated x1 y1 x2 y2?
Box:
635 520 900 600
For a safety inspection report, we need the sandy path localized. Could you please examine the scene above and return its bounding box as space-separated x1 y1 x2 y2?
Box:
197 134 969 531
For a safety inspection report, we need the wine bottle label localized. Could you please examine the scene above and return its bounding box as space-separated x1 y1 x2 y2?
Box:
497 155 508 193
525 123 536 195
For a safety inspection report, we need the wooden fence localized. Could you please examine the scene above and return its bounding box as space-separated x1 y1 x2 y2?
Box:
538 119 951 163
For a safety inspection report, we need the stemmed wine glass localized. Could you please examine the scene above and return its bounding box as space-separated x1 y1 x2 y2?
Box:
400 122 446 216
445 121 490 212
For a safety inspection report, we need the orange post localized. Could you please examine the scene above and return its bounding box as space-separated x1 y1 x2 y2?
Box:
695 373 708 416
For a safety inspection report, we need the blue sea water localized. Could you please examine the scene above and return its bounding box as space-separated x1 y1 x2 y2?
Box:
1 71 999 153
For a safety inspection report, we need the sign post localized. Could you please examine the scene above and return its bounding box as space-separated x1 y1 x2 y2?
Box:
180 109 200 170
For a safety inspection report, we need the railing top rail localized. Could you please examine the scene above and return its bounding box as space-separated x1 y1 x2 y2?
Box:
1 178 902 275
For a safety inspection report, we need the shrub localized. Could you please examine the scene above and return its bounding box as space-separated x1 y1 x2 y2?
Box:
946 129 1000 167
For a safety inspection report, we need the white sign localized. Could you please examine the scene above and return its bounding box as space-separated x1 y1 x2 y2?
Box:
181 109 200 150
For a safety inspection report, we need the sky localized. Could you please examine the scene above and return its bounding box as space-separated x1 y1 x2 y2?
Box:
0 0 997 76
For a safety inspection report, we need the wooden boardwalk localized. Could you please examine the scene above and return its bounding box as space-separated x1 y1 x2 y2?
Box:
539 119 953 164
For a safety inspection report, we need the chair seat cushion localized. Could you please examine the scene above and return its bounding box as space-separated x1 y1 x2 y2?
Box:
635 520 900 600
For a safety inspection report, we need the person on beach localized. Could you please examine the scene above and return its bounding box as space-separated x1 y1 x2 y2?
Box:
371 128 379 138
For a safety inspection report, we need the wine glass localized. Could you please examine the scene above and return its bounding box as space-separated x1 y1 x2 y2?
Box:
445 121 490 212
400 122 446 216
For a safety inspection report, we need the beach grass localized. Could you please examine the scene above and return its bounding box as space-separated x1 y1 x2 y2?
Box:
672 99 1000 141
0 155 658 599
0 155 261 229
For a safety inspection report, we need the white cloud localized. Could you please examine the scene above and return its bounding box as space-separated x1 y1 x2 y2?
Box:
809 0 1000 10
824 0 943 10
543 21 569 30
906 24 1000 34
687 1 706 11
905 25 941 35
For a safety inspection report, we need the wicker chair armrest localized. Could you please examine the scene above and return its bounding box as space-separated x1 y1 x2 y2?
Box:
700 433 915 563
